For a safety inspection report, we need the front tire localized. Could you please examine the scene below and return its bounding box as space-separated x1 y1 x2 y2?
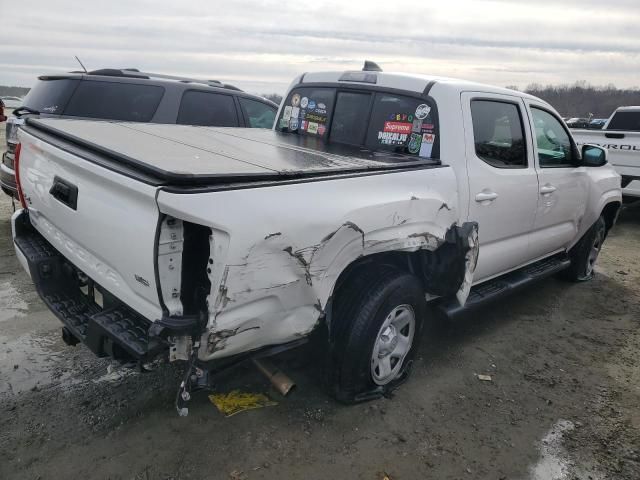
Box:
328 267 426 404
563 216 607 281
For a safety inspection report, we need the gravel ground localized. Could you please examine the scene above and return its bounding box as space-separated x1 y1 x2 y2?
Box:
0 125 638 479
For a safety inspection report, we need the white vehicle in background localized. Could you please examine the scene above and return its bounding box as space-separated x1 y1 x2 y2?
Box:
572 106 640 199
0 96 24 109
11 63 622 412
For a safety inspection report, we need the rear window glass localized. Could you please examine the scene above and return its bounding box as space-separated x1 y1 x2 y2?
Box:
276 87 438 158
607 111 640 131
329 92 372 145
63 81 164 122
365 94 437 157
278 87 335 137
177 91 239 127
23 79 80 114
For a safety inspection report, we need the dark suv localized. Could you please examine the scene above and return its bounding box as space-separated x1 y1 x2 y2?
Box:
2 68 278 197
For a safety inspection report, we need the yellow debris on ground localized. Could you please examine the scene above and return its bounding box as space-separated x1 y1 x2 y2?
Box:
209 390 278 417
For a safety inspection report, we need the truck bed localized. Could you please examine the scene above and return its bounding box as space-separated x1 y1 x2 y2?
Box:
23 118 437 185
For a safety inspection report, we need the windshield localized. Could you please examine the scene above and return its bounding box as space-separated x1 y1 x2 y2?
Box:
276 86 439 159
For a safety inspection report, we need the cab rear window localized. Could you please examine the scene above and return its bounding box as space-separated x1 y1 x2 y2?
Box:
277 87 438 159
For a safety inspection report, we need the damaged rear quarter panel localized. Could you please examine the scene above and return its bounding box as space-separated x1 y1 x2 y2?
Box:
156 167 463 360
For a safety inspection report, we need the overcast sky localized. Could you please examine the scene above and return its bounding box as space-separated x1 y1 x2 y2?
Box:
1 0 639 94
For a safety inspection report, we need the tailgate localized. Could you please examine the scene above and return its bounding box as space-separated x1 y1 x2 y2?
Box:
573 129 640 175
16 128 163 322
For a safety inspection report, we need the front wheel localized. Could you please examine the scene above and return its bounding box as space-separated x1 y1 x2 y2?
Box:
563 216 607 281
328 268 426 404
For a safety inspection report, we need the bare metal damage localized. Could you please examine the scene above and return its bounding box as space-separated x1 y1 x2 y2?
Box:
196 196 479 361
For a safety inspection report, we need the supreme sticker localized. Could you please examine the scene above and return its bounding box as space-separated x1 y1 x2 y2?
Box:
383 121 412 134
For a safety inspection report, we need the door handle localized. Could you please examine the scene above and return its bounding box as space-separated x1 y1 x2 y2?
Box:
540 184 557 195
475 191 499 202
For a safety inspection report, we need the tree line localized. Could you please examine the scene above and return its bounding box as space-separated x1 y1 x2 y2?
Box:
510 81 640 119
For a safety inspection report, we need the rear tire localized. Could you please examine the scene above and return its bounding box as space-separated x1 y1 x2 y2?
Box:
328 267 426 404
563 216 607 282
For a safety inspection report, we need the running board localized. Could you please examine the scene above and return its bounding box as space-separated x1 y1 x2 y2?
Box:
438 254 571 318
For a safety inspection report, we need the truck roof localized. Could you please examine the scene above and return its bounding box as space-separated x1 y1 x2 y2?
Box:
299 70 540 101
23 118 438 185
613 106 640 112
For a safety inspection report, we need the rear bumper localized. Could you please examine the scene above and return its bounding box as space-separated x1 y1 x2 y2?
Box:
621 175 640 198
1 152 17 198
12 210 167 362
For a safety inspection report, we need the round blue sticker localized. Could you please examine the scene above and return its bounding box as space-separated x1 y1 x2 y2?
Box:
307 100 316 111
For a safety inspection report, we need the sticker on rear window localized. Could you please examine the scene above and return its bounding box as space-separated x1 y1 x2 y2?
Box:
419 133 436 157
408 133 422 154
300 97 308 108
378 132 408 146
291 94 301 107
415 104 431 120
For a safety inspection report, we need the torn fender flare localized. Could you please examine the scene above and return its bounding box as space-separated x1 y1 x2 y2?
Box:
419 221 479 306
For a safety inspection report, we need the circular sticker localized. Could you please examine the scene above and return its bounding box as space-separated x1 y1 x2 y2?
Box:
291 94 300 107
289 117 299 130
415 104 431 120
408 133 422 154
300 97 309 108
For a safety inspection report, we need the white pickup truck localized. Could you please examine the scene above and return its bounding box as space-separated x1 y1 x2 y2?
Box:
12 64 622 408
572 106 640 198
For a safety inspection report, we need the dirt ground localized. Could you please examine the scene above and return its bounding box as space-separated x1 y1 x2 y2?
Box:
0 130 639 479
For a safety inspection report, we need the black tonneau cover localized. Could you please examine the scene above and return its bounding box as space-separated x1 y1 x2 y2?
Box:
24 118 438 185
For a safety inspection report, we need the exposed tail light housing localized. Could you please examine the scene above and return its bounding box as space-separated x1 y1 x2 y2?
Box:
14 143 28 209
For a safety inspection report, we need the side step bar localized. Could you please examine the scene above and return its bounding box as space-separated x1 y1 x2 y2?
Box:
438 254 571 318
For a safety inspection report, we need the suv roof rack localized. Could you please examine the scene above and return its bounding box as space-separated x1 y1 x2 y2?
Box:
86 68 243 91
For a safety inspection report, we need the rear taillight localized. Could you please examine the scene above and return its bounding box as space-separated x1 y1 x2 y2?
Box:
14 143 27 209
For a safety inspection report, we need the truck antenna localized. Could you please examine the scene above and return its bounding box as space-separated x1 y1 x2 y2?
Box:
74 56 88 74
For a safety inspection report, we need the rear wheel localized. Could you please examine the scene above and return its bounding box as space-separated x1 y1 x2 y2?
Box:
328 267 426 404
563 216 607 281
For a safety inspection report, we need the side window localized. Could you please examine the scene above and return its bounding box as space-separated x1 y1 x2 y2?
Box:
329 92 372 146
276 87 335 137
606 111 640 131
470 100 526 168
177 91 239 127
365 94 438 158
239 98 277 129
63 81 164 122
531 107 574 167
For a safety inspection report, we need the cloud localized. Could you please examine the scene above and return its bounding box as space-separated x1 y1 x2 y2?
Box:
1 0 639 92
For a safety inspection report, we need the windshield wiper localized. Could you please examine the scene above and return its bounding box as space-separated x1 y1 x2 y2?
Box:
13 106 40 117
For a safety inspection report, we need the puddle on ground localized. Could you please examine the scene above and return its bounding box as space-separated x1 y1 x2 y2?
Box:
0 280 29 323
0 330 76 394
529 420 603 480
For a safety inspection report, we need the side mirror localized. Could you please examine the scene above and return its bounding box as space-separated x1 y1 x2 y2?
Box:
581 144 607 167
